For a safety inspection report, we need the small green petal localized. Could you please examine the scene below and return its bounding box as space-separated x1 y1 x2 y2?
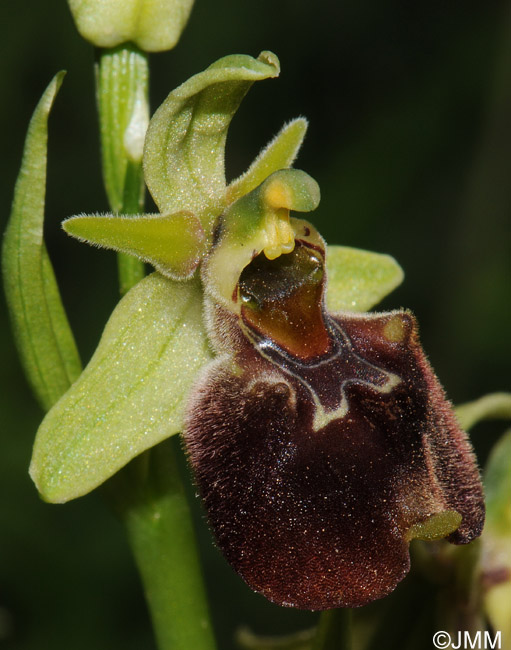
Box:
30 273 211 503
2 72 81 411
325 245 404 312
63 212 206 280
143 51 280 233
227 117 308 205
455 392 511 431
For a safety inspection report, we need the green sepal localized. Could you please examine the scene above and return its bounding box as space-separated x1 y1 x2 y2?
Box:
2 72 82 412
226 117 308 205
325 245 404 312
30 273 212 503
455 392 511 431
143 51 280 233
63 211 206 280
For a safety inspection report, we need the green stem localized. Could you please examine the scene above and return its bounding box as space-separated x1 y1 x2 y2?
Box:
117 157 147 293
96 44 216 649
96 44 148 293
363 568 436 650
106 439 217 650
311 609 352 650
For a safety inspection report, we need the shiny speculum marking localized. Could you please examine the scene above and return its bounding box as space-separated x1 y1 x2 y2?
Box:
239 244 401 431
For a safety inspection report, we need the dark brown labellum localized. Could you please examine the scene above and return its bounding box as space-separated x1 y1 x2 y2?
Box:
184 242 485 610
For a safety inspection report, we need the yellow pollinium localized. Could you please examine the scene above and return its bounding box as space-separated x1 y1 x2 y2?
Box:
263 209 295 260
262 178 296 260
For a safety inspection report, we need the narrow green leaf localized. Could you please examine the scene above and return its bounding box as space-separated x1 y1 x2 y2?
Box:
2 72 81 411
30 273 212 503
455 392 511 431
63 211 206 280
143 51 280 233
226 117 308 205
325 245 404 312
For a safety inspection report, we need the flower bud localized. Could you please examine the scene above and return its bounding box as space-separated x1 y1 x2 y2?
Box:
67 0 194 52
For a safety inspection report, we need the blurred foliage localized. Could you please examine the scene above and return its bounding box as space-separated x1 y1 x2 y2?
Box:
0 1 509 649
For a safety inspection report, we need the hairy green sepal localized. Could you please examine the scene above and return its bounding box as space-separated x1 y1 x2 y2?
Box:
325 245 404 312
63 211 206 280
30 273 212 503
143 51 280 233
2 73 81 411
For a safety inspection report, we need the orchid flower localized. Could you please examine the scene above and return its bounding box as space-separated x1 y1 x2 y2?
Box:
27 52 484 610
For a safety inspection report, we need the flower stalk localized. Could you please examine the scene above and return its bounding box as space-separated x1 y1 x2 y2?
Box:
105 440 217 650
94 40 217 650
96 43 149 293
312 610 352 650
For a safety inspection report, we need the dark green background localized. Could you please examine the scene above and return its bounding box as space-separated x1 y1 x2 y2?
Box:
0 1 509 648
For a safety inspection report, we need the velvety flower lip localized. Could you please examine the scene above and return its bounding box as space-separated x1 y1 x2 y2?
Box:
184 236 485 610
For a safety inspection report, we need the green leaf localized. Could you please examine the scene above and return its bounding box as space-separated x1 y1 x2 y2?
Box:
2 72 82 411
325 245 404 312
226 117 308 205
455 392 511 431
63 211 206 280
143 51 280 233
30 273 212 503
